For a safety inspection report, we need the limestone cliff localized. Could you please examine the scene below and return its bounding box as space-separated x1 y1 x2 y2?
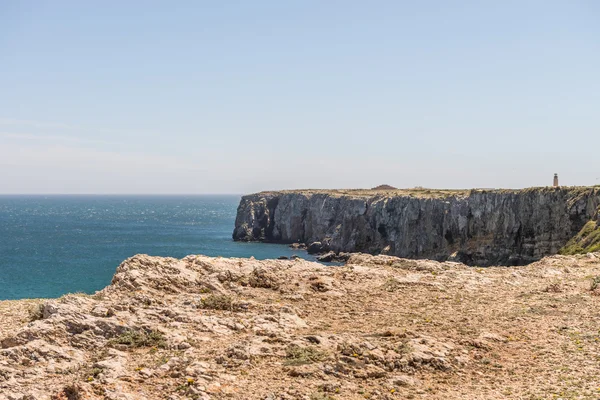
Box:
233 187 600 265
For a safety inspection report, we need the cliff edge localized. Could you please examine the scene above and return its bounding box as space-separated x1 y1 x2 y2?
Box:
233 187 600 266
3 252 600 399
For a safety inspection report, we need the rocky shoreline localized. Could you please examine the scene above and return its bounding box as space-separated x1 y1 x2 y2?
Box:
233 187 600 266
3 252 600 399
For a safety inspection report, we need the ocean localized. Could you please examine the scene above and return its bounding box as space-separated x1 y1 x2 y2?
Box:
0 195 318 300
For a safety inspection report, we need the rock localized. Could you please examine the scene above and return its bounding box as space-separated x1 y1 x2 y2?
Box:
138 368 154 378
479 332 507 343
177 341 192 350
277 256 289 260
307 242 326 255
336 252 351 262
185 361 210 377
391 374 416 387
353 364 387 379
232 188 600 266
287 364 319 378
3 251 600 399
42 303 58 319
454 355 469 366
156 363 171 376
91 306 114 317
289 243 307 250
317 252 351 263
316 251 336 262
206 382 221 393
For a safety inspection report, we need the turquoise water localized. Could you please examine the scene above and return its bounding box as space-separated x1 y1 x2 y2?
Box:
0 195 315 300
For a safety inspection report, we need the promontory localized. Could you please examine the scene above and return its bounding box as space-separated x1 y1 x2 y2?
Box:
233 187 600 265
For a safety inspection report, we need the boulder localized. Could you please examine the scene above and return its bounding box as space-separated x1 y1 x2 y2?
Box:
307 242 327 255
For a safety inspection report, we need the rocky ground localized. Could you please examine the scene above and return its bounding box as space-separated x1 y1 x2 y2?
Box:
2 252 600 399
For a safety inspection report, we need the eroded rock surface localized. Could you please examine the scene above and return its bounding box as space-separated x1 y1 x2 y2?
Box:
233 187 600 265
2 253 600 399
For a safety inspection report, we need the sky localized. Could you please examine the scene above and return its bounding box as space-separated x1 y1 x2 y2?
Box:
1 1 599 194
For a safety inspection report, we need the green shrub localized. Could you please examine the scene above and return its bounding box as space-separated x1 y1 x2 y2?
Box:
248 268 280 289
199 294 244 311
285 345 328 365
560 220 600 255
109 329 166 348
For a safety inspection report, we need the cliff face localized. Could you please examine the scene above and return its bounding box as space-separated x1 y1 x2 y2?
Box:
233 187 600 265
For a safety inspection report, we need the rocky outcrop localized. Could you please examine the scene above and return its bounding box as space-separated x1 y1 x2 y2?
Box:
3 252 600 399
233 187 600 265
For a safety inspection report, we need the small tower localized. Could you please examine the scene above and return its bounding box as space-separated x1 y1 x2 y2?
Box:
553 173 559 187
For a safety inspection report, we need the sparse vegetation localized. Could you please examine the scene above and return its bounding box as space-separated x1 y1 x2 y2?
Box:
590 276 600 292
559 220 600 255
108 329 166 349
248 267 280 289
308 276 328 292
285 345 328 365
544 282 562 293
199 294 246 311
382 278 402 292
200 294 233 310
84 367 103 382
28 302 45 321
52 384 83 400
396 341 414 355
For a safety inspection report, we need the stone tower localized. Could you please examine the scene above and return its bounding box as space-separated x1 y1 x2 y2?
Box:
553 173 559 187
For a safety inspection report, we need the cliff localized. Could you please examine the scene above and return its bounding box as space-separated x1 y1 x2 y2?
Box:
233 187 600 265
3 252 600 399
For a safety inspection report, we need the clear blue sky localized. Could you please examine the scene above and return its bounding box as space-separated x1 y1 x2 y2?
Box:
1 1 598 194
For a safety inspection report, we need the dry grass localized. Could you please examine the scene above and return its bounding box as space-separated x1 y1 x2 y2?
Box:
253 186 600 200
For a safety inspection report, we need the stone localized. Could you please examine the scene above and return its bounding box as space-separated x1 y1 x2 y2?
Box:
307 242 326 255
289 243 307 250
353 364 387 379
316 251 336 262
185 361 210 377
232 188 600 266
138 368 153 378
391 374 416 387
287 364 319 378
2 251 600 399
